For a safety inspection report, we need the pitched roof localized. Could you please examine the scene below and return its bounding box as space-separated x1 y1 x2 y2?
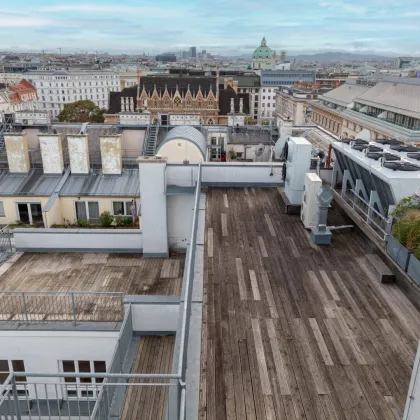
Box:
320 82 371 107
355 81 420 119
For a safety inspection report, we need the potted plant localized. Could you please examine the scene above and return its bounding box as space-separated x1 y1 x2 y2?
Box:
387 205 420 271
408 246 420 285
228 148 237 161
100 211 114 228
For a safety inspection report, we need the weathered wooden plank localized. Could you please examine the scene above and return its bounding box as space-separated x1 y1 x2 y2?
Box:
235 258 248 301
319 271 340 301
324 319 350 366
251 318 272 396
221 213 228 237
258 236 269 258
264 214 276 237
207 228 214 258
223 193 229 208
266 318 292 396
309 318 334 366
249 270 261 301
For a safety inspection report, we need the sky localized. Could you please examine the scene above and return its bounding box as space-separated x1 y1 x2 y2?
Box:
1 0 420 56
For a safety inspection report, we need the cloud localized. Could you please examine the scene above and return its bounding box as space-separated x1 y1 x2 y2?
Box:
0 16 53 27
38 3 185 18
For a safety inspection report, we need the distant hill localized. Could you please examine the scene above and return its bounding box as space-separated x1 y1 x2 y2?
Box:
289 52 393 62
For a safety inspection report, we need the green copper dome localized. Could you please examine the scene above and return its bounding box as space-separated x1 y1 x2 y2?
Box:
253 37 273 59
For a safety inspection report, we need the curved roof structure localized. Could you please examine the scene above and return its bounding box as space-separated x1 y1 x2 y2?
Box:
157 125 207 160
253 37 273 59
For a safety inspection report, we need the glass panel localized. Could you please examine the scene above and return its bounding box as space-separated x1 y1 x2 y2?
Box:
75 202 87 221
88 202 99 223
12 360 26 383
94 361 106 384
78 361 91 383
30 204 43 225
0 360 9 384
126 201 134 217
113 202 124 215
62 360 76 383
18 203 30 224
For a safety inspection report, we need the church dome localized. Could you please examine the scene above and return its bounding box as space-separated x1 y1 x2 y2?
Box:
253 37 273 59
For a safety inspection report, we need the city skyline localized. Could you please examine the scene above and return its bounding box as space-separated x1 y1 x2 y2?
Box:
0 0 420 56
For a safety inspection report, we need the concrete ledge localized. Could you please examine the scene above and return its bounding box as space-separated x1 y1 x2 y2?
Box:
14 228 142 234
0 322 122 331
124 295 181 304
143 252 169 258
16 248 143 253
202 182 283 187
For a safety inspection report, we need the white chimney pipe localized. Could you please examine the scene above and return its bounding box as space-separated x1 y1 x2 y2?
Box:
239 98 244 113
230 98 235 114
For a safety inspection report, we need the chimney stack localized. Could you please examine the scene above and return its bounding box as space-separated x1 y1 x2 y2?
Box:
239 98 244 114
67 135 90 174
230 98 235 114
4 133 30 173
38 134 64 174
100 135 122 175
121 97 125 112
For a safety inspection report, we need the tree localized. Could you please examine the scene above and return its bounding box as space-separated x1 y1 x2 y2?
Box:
58 100 106 123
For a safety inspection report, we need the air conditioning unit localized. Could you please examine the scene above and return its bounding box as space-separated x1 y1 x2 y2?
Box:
301 173 322 228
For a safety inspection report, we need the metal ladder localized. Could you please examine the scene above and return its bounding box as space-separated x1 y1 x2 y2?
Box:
144 120 159 156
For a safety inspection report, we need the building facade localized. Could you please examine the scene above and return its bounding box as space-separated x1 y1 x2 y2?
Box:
26 70 120 120
260 70 316 122
312 77 420 144
252 37 276 70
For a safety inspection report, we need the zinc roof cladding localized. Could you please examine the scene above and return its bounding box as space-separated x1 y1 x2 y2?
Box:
59 169 139 197
0 169 62 196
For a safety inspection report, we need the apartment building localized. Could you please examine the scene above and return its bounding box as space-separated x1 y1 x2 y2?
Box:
26 70 120 120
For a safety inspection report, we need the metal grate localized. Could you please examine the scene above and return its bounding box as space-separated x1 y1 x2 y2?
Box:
0 291 124 324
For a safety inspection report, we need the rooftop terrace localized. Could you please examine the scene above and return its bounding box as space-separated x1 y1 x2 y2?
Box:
201 187 420 420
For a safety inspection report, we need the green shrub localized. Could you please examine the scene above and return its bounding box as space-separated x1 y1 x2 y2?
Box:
392 215 420 251
392 195 420 219
100 211 114 227
116 216 133 226
76 219 90 228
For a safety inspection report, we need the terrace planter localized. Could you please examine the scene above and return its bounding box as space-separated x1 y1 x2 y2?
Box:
408 254 420 286
386 235 412 272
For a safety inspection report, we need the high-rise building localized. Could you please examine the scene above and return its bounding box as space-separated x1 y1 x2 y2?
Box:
190 47 197 59
181 51 187 60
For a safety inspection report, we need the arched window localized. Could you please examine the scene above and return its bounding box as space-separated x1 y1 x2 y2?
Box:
174 97 181 107
186 100 191 107
164 99 170 107
207 118 214 125
197 100 202 108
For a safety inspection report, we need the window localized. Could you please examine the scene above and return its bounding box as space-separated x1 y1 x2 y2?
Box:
75 201 100 223
17 202 43 225
60 360 106 399
113 201 134 217
0 360 27 396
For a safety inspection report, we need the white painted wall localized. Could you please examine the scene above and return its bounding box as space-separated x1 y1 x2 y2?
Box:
201 162 283 184
169 115 201 126
4 134 30 173
138 157 169 256
127 303 180 332
0 330 119 399
167 195 194 249
158 141 204 163
166 165 198 187
14 229 143 252
39 135 64 174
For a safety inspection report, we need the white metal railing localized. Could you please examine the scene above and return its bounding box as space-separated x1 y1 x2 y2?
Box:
343 189 392 240
0 291 124 324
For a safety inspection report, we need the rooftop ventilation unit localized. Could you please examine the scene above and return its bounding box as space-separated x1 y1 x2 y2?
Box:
375 139 403 146
366 152 401 161
352 144 368 152
368 145 383 153
407 152 420 161
383 162 420 172
390 145 419 153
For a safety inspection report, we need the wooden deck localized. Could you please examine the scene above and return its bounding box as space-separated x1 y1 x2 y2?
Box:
0 253 184 295
121 335 175 420
200 187 420 420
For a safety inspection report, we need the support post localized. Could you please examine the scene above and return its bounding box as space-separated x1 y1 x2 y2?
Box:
22 293 29 325
11 377 22 420
71 293 77 326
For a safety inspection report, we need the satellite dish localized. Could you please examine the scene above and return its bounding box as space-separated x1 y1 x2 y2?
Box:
255 143 265 157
